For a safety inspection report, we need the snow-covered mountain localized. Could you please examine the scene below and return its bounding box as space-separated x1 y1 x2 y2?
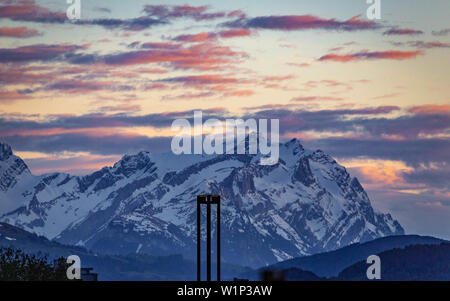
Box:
0 140 403 267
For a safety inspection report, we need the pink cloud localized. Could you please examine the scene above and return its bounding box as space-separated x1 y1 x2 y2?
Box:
227 10 246 19
0 1 66 23
383 27 424 36
173 28 252 43
0 26 40 38
173 32 217 43
225 15 379 31
218 28 252 38
143 4 227 21
140 42 183 49
291 96 344 102
97 43 245 71
319 50 422 62
408 41 450 49
159 74 240 86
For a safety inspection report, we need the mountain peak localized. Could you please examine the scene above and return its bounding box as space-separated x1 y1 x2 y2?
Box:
113 150 154 176
283 138 305 155
124 150 152 161
0 142 13 161
285 138 303 148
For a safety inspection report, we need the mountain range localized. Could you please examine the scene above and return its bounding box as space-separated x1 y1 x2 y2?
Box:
2 222 446 281
0 140 403 267
243 234 446 279
336 242 450 281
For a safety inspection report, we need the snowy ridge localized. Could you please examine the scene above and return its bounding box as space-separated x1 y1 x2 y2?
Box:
0 140 403 267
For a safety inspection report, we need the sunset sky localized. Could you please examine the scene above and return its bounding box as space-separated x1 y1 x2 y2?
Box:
0 0 449 239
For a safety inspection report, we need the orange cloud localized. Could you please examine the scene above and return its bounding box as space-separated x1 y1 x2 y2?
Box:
409 104 450 115
218 28 252 38
0 90 31 102
358 165 404 186
225 90 254 97
0 26 39 37
173 32 217 42
0 127 124 137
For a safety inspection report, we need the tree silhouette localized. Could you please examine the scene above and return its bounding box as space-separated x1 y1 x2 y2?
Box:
0 248 68 281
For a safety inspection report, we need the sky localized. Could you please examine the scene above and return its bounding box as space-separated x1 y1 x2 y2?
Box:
0 0 449 239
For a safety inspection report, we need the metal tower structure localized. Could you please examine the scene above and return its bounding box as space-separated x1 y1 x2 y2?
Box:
197 195 220 281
